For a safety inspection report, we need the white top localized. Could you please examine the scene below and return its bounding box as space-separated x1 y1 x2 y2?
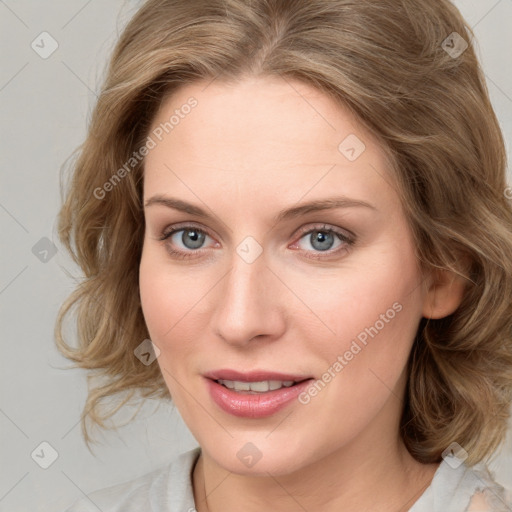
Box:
64 447 512 511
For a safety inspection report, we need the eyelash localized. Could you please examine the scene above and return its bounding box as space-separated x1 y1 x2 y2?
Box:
158 222 355 261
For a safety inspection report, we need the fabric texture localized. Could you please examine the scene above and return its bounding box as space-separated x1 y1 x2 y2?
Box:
64 447 512 511
409 458 511 512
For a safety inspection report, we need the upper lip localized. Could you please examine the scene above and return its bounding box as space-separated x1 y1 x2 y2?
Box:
204 369 312 383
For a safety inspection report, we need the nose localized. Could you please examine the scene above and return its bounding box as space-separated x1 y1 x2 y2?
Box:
210 249 286 347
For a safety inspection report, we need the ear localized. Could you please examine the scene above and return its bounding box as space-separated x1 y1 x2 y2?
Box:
422 267 467 320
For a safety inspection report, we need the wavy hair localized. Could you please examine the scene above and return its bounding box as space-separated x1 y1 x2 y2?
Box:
55 0 512 463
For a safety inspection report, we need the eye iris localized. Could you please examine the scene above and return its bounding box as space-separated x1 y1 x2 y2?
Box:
311 231 334 251
182 229 205 249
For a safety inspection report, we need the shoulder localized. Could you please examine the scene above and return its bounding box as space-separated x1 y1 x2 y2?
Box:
463 464 512 512
467 491 497 512
410 460 512 512
466 488 512 512
63 447 201 512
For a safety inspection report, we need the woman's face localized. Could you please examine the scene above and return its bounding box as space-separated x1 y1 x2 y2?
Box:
139 76 432 475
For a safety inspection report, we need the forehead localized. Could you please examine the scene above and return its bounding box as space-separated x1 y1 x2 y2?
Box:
143 76 398 211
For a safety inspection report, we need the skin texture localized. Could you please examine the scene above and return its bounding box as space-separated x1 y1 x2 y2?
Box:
139 76 466 512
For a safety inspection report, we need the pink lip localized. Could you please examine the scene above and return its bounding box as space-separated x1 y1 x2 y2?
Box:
204 369 313 419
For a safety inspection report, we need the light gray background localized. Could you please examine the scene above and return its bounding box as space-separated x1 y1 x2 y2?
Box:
1 1 511 511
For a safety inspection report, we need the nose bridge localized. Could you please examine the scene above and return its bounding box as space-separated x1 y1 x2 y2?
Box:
212 246 283 345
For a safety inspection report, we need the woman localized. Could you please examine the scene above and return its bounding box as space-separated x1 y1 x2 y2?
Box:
57 0 512 510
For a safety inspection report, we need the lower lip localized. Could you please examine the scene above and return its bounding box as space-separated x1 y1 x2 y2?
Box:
206 378 313 418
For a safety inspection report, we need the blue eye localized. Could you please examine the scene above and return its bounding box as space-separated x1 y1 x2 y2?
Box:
159 223 354 261
160 225 217 259
300 230 338 251
292 224 355 258
172 228 207 250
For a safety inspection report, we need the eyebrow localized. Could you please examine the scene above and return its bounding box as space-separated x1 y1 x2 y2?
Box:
144 194 377 223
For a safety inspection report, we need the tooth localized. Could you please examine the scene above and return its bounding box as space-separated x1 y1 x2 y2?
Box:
223 379 235 389
250 381 270 392
218 379 298 392
269 380 283 390
233 381 251 391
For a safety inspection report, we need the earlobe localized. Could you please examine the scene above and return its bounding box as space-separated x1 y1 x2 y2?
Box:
422 268 467 320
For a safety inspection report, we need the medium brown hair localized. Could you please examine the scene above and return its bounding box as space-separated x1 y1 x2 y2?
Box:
56 0 512 464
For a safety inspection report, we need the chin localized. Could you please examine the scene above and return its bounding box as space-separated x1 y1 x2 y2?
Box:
202 435 322 477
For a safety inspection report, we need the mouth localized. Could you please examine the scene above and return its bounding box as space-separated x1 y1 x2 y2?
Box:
203 369 314 418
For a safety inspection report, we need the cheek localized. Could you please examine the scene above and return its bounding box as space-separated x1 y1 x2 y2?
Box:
139 241 210 328
288 244 423 360
139 245 207 342
139 244 225 398
139 248 207 401
309 249 423 411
